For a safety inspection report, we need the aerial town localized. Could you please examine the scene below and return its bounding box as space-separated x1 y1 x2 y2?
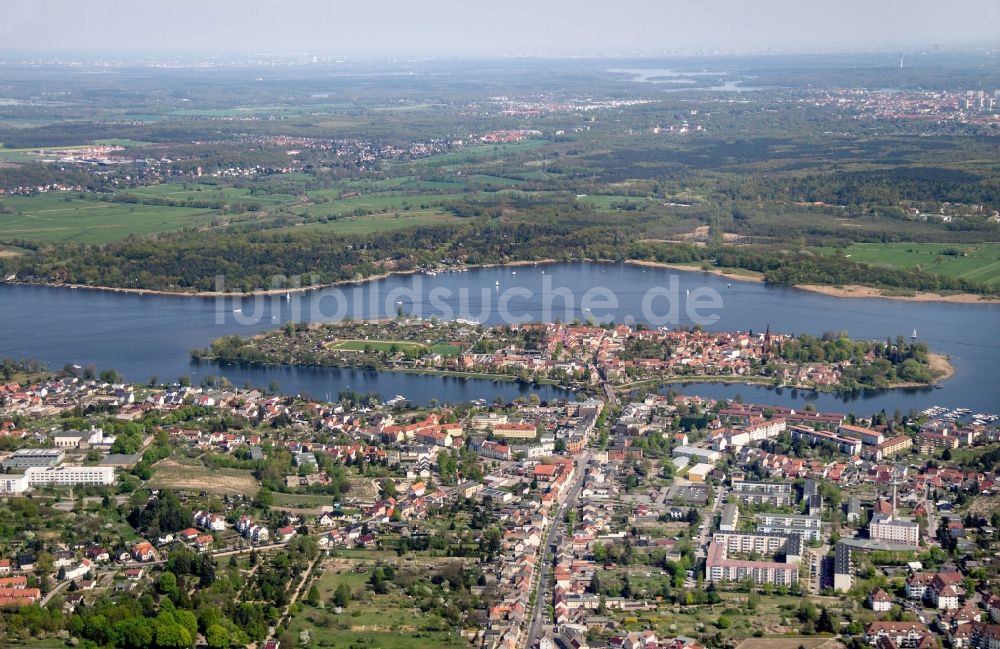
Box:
0 348 997 649
1 8 1000 649
197 319 948 396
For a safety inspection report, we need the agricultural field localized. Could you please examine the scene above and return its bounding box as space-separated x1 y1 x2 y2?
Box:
146 458 260 496
0 193 219 244
127 182 299 207
831 242 1000 288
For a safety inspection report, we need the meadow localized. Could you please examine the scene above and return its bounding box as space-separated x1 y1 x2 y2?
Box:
0 193 218 244
832 242 1000 288
147 459 260 496
128 182 298 207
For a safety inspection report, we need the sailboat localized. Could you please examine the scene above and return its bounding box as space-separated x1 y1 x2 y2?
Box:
911 329 918 340
495 280 500 288
284 292 291 301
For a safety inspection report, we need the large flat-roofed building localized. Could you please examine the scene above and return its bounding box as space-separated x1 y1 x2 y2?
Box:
834 542 853 592
870 513 920 547
672 445 720 463
865 435 913 461
838 424 884 446
755 513 823 542
706 535 799 585
712 532 801 560
731 481 794 507
1 449 64 470
719 502 740 532
0 475 29 494
789 425 862 455
686 462 713 483
24 466 115 488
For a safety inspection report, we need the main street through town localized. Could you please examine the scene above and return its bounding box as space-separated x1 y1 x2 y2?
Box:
524 450 591 649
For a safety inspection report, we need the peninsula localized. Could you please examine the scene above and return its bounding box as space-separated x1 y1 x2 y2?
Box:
194 319 950 394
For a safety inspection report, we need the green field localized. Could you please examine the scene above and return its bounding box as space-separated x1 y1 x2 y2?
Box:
407 139 547 168
429 343 463 356
832 242 1000 288
305 189 470 213
580 194 656 212
0 194 219 244
128 182 298 207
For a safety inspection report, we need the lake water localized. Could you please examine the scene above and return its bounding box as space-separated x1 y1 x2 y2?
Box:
1 262 998 414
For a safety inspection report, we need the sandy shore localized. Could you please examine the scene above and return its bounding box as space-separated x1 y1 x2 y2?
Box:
624 260 999 304
624 259 765 283
928 352 956 381
794 284 1000 304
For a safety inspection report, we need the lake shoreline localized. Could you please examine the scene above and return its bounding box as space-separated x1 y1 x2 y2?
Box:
622 260 1000 304
5 257 999 305
1 258 561 300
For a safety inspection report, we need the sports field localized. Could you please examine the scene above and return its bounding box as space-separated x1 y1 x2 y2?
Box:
835 242 1000 288
326 339 428 354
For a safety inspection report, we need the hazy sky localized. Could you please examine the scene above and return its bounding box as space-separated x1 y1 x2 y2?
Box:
4 0 1000 56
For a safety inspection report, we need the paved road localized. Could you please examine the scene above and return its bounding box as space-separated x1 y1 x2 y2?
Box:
695 486 725 559
524 452 590 649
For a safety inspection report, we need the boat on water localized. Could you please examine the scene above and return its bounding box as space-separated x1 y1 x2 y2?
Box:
495 280 500 287
911 328 918 339
511 270 516 276
284 292 291 301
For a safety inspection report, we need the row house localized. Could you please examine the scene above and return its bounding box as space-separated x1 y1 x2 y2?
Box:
236 516 270 543
193 510 227 531
864 621 930 646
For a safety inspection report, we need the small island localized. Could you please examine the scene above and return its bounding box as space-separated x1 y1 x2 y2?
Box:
194 319 950 394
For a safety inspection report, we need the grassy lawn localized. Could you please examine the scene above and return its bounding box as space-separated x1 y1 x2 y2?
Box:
831 242 1000 288
0 193 218 244
430 343 463 356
